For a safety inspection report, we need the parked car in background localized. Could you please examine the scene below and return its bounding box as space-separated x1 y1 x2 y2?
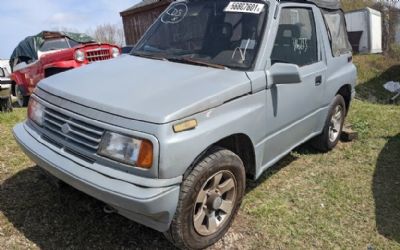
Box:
0 59 11 74
0 66 12 112
14 0 356 249
10 31 121 107
121 45 135 54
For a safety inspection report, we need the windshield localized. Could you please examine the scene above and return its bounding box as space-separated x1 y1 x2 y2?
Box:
39 38 81 52
134 0 268 69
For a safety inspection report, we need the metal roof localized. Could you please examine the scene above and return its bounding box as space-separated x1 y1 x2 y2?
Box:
122 0 162 13
283 0 340 10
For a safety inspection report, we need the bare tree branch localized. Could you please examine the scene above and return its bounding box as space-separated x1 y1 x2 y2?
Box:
89 23 125 47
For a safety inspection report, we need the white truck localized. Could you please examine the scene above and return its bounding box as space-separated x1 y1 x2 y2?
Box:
0 64 12 112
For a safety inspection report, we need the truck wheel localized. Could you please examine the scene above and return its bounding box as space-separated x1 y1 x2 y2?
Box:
15 85 29 107
312 95 346 152
165 147 245 249
0 96 13 112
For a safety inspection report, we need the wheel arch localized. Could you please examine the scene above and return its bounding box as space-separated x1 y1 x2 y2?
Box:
188 133 257 179
336 84 352 115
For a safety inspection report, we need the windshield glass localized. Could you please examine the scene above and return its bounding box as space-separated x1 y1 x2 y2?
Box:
39 38 81 52
40 38 70 52
134 0 268 69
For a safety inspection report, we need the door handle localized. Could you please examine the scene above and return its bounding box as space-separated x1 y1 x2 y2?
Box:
315 75 322 86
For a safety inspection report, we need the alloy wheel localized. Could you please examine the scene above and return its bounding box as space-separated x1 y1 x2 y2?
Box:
193 170 237 236
328 105 343 142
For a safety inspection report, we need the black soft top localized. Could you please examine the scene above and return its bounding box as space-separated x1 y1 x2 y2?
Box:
282 0 341 10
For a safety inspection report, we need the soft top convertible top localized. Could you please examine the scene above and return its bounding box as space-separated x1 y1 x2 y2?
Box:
10 31 95 70
283 0 341 10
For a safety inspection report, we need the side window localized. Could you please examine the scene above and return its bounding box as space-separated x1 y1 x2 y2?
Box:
271 8 318 67
322 11 352 57
0 68 4 77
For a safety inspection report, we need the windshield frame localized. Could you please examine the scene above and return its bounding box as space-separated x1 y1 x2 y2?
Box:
132 0 270 71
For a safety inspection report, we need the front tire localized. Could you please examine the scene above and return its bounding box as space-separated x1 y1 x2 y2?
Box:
0 96 12 112
165 147 245 249
15 85 29 107
312 95 346 152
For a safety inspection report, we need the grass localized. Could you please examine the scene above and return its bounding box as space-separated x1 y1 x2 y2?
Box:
0 55 399 249
354 54 400 104
242 99 400 249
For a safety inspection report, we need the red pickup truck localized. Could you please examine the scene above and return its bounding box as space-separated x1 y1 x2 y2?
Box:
10 31 120 106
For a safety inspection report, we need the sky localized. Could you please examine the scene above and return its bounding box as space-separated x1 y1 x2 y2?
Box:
0 0 140 59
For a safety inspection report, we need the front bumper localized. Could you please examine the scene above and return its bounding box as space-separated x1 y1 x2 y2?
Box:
0 83 11 98
13 122 180 232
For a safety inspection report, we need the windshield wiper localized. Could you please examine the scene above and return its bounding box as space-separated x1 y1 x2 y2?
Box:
167 57 227 69
131 51 166 61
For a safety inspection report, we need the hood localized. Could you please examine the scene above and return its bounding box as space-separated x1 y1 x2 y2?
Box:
38 55 251 124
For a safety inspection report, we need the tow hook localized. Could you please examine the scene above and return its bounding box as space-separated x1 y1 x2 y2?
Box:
103 205 117 214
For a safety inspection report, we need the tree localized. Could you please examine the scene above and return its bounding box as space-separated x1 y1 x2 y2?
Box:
341 0 375 12
90 24 125 47
372 1 400 53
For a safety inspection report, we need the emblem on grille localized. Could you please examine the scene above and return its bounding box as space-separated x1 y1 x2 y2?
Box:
61 123 71 134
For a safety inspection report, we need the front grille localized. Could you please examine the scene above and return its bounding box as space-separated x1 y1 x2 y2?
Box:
0 80 12 85
42 107 104 153
86 48 112 62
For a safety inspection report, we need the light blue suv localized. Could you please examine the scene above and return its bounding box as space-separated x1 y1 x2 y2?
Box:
14 0 356 248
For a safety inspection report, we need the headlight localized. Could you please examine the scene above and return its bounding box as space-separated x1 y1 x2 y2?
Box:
98 132 153 169
74 49 85 62
111 47 120 58
28 98 45 126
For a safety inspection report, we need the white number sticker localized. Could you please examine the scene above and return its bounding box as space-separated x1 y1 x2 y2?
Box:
224 2 265 14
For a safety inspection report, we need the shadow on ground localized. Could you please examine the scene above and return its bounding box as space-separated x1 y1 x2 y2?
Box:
0 142 331 249
246 142 320 193
356 64 400 104
373 133 400 243
0 166 177 249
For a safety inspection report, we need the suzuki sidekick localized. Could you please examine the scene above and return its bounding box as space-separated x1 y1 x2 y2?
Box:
14 0 356 248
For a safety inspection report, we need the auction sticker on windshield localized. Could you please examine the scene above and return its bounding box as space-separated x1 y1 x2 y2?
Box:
224 2 265 14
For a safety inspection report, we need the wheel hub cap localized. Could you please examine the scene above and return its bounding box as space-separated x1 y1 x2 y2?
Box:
207 193 222 210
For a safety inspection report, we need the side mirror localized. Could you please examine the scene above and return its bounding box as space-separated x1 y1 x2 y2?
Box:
268 63 301 85
0 68 4 78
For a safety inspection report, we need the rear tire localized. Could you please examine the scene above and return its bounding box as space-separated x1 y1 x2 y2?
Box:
165 147 245 249
312 95 346 152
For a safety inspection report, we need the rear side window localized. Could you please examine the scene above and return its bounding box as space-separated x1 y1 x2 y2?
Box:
271 8 318 67
322 10 352 56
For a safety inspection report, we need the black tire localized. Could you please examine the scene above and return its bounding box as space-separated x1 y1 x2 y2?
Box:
164 147 246 249
15 85 29 107
0 96 13 112
312 95 346 152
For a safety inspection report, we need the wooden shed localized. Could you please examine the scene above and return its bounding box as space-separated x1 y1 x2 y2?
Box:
120 0 171 45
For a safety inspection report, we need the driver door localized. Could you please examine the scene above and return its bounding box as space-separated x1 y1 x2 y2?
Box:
262 5 327 164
